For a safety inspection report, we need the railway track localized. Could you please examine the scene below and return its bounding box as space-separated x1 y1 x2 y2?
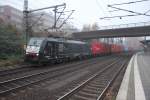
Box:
0 64 33 76
0 56 113 82
0 56 118 96
57 58 128 100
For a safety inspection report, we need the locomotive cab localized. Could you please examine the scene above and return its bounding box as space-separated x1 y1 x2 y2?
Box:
25 38 44 62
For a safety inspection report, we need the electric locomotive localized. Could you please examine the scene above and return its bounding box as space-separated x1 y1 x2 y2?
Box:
25 37 91 63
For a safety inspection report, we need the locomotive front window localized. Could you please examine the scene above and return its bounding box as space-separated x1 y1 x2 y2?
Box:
28 38 43 47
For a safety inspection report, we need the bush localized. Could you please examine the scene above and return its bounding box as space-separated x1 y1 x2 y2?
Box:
0 24 24 60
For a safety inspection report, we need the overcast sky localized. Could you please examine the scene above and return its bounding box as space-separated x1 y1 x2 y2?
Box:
0 0 150 29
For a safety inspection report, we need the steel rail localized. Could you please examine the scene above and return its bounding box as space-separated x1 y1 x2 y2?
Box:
57 58 122 100
97 60 128 100
0 65 34 76
0 56 113 84
0 57 117 95
0 56 111 77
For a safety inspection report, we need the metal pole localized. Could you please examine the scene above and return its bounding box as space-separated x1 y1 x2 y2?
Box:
145 35 146 41
25 13 29 46
24 0 29 47
53 7 57 29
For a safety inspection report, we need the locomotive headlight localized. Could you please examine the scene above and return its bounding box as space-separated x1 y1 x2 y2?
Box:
36 53 39 56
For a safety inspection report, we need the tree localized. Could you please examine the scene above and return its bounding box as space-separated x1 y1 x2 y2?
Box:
91 22 99 30
82 24 91 31
0 18 4 25
26 13 47 37
0 24 23 59
82 22 99 31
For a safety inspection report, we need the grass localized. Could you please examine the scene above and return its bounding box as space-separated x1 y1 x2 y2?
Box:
0 54 24 67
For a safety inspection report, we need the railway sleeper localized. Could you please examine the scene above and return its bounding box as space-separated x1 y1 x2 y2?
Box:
82 88 102 94
85 85 102 90
78 90 99 97
90 81 108 85
73 94 96 100
88 83 105 88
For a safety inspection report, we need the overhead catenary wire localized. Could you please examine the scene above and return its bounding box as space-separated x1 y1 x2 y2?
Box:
58 10 75 29
99 0 150 20
55 5 66 26
108 9 121 13
96 0 113 26
144 9 150 14
24 1 74 31
95 0 108 17
109 0 150 6
100 14 141 19
43 9 75 31
108 5 150 16
30 13 45 28
103 0 112 16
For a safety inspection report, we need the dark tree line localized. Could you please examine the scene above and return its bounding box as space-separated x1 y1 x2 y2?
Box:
0 23 23 60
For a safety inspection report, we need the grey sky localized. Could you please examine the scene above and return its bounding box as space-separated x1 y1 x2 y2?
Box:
0 0 150 29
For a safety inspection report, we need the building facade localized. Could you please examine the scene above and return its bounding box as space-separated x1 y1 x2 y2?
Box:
124 37 143 50
0 5 78 36
0 5 23 30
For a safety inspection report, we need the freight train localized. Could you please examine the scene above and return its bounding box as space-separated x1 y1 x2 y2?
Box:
25 37 126 63
25 37 91 63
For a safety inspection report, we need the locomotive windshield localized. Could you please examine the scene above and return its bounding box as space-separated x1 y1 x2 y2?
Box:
28 38 44 47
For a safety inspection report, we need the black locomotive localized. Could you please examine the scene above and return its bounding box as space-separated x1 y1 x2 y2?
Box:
25 37 91 63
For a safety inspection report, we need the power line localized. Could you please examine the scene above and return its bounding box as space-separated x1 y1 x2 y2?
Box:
109 0 150 6
108 9 121 13
30 13 45 27
144 9 150 14
55 5 66 26
100 14 141 19
108 5 150 16
58 10 75 29
100 0 150 20
29 3 66 12
101 0 112 16
95 0 107 16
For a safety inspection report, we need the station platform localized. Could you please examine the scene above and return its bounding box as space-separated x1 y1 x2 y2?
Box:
116 52 150 100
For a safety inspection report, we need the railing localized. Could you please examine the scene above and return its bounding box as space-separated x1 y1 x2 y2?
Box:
99 21 150 30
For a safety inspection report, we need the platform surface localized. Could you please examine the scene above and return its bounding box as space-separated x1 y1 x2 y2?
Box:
116 52 150 100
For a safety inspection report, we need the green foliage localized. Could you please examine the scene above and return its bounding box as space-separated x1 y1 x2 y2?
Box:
0 54 23 67
0 24 23 60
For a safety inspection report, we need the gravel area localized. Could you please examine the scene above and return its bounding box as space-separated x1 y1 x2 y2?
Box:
0 55 123 100
102 61 129 100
